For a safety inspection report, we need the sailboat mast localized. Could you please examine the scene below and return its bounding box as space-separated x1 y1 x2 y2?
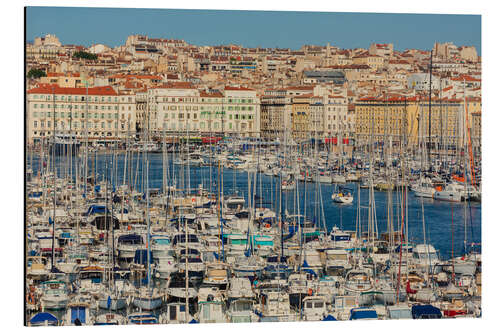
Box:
428 52 433 170
145 149 151 289
51 87 56 270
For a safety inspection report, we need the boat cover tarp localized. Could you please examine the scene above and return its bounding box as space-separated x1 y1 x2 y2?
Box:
50 266 63 273
322 314 337 321
411 305 442 319
349 308 378 320
85 205 107 216
29 312 58 325
283 228 296 241
302 260 318 278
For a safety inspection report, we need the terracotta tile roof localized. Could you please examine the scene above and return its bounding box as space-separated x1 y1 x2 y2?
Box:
27 84 118 96
451 75 481 82
224 86 254 91
109 74 163 80
286 85 314 90
156 81 195 89
200 91 224 97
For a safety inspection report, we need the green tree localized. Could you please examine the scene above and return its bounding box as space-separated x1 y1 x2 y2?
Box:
73 51 98 60
27 68 46 79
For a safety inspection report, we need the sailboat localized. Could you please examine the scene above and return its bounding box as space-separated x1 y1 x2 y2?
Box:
97 165 128 311
331 186 354 204
132 135 163 311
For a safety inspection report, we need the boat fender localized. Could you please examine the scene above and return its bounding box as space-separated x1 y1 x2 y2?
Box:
308 288 313 296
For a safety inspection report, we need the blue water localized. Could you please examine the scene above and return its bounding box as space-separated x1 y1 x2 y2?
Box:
27 152 481 260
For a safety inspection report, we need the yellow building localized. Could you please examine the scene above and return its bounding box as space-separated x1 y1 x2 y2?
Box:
40 73 86 88
291 94 312 141
354 94 471 155
354 95 419 147
352 53 384 70
417 98 463 152
466 97 481 157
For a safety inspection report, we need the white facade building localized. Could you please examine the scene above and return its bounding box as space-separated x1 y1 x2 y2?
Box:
407 73 440 91
26 85 136 144
144 85 260 137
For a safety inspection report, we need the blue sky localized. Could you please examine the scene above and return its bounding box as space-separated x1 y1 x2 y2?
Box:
26 7 481 54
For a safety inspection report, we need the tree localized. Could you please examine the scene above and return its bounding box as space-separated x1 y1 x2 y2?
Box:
27 68 46 79
73 51 98 60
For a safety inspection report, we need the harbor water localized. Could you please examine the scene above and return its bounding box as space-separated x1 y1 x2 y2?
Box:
28 152 481 260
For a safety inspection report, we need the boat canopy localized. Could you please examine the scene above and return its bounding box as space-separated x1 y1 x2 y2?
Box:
179 248 201 256
92 215 120 230
118 234 143 244
134 249 154 265
172 234 199 245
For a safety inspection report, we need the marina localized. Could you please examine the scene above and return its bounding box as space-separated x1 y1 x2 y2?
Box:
25 136 482 325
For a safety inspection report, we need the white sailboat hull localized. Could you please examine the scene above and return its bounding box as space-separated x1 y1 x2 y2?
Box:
434 191 462 202
332 194 353 204
132 296 163 311
98 297 128 311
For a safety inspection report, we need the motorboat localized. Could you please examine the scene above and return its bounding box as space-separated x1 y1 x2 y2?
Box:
39 280 70 310
160 302 193 324
434 183 463 202
344 269 374 295
302 296 330 321
227 277 255 300
228 299 258 323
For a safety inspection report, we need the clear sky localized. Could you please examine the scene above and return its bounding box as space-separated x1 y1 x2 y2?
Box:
26 7 481 54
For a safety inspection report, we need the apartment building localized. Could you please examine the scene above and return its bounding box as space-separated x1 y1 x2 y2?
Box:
324 95 349 138
291 94 311 141
354 95 420 147
143 84 260 137
26 85 136 144
260 88 291 140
